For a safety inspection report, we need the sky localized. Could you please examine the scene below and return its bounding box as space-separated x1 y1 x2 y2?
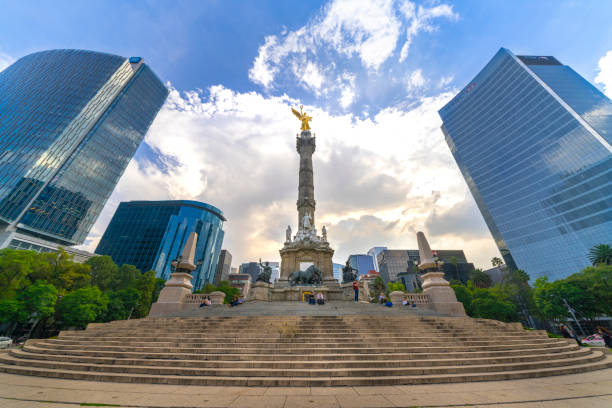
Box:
1 0 612 270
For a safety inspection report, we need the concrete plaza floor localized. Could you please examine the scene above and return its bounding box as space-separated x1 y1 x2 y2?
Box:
1 357 612 408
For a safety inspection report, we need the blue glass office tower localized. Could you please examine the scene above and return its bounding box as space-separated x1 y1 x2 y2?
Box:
0 50 168 252
439 48 612 281
348 254 376 278
96 200 226 290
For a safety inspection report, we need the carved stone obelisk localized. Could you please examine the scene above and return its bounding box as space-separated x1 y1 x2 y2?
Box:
277 106 336 290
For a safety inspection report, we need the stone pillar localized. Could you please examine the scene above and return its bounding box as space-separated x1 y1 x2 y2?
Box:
421 271 466 316
296 131 316 227
148 232 198 317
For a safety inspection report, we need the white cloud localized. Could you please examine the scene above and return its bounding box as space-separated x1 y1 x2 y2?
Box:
595 50 612 98
406 69 426 92
84 83 500 270
0 52 14 72
248 0 458 108
438 75 454 88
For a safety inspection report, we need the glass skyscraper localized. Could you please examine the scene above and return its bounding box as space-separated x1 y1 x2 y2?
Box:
0 49 168 252
439 48 612 281
96 200 226 290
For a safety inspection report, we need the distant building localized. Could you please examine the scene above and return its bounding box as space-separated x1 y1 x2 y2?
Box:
367 247 387 272
96 200 225 290
266 262 280 283
228 273 251 297
484 266 507 285
332 262 343 283
0 50 167 253
348 254 376 278
377 249 474 284
230 266 238 275
396 271 421 292
439 48 612 281
213 250 232 285
239 262 262 283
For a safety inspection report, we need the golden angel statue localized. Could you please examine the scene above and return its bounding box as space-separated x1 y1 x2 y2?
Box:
291 105 312 131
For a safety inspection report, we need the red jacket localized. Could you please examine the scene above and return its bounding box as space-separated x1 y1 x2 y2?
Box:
352 281 359 290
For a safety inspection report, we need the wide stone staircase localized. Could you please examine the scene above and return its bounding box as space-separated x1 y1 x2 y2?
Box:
1 312 610 386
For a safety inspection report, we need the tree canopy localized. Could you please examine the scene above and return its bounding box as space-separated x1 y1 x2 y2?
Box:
0 248 169 334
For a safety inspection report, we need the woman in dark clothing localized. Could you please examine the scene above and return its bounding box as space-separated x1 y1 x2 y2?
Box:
560 324 581 346
597 326 612 348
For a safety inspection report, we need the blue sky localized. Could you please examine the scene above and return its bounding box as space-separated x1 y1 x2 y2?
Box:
1 0 611 267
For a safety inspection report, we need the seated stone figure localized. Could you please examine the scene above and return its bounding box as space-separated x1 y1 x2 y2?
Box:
288 265 323 285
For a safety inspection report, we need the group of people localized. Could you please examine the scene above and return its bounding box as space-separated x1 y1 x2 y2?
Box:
198 296 212 307
229 294 245 307
560 324 612 347
308 292 325 305
199 294 245 308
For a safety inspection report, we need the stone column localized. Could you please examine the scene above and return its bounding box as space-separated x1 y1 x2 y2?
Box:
296 131 316 227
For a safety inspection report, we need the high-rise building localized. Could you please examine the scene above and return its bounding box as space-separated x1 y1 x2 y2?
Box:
439 48 612 281
0 50 167 252
347 254 376 278
332 262 343 283
213 249 232 285
377 249 473 284
96 200 225 290
239 262 262 283
366 246 387 272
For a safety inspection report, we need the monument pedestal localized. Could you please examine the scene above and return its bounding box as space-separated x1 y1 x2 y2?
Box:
421 271 466 316
149 272 193 316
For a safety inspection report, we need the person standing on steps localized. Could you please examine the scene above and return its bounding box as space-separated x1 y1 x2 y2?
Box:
353 280 359 302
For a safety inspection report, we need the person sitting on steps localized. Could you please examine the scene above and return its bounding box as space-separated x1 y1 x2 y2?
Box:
316 292 325 305
229 294 240 307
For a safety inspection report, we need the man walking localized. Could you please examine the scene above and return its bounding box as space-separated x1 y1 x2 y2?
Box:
353 280 359 302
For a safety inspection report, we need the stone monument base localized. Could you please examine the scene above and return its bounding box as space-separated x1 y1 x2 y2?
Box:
421 271 466 316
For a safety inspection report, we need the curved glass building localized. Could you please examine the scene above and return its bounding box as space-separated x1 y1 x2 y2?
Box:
439 48 612 281
0 50 168 250
96 200 226 290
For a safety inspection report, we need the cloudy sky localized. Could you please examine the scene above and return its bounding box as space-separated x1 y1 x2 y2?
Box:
1 0 612 269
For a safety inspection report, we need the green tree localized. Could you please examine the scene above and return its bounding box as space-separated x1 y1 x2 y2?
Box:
588 244 612 266
470 289 517 322
388 282 405 292
43 249 91 294
56 286 108 329
373 276 386 293
449 256 459 281
15 280 58 323
491 257 504 268
470 269 492 288
103 288 140 321
451 284 472 315
0 249 43 298
0 299 19 323
152 278 165 303
111 264 141 291
86 256 118 291
131 270 157 318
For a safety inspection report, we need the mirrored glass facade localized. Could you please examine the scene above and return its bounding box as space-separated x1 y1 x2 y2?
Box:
0 50 167 246
96 200 226 290
439 48 612 281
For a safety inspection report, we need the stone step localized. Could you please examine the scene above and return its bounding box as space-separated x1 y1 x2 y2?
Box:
0 351 604 377
73 328 533 336
11 347 592 369
0 353 609 386
48 337 555 348
56 334 546 343
23 342 580 361
29 339 572 355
